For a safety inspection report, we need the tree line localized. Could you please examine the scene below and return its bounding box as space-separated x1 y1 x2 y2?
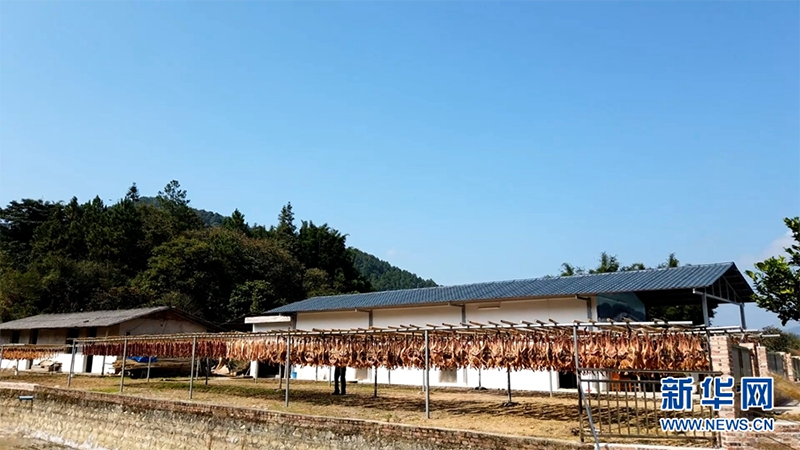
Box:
557 252 709 324
0 181 435 325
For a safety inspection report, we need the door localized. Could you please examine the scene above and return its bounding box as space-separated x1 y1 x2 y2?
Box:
84 327 97 373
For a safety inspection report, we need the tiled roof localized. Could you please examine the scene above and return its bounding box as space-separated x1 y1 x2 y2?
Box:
269 262 753 314
1 306 178 330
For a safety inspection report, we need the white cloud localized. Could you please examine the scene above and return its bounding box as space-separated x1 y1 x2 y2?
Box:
737 231 792 270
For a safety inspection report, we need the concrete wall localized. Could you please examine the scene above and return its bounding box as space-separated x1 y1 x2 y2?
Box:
284 297 594 392
0 384 590 450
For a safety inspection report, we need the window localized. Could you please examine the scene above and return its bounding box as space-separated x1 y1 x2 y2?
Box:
439 369 457 384
11 330 20 344
29 329 38 345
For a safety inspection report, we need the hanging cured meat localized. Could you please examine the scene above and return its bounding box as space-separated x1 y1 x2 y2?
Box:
78 328 710 373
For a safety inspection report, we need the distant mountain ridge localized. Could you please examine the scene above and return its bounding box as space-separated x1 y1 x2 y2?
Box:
349 248 437 291
139 196 437 292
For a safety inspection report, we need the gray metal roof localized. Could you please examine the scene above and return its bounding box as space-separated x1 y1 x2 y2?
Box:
268 262 754 314
0 306 173 330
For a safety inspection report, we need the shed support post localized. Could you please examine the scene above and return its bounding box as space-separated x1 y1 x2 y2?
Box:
739 302 747 329
424 330 430 419
146 356 152 382
549 370 554 398
189 336 197 400
119 337 128 393
101 355 106 377
205 357 209 386
284 335 291 407
701 291 710 326
68 340 77 388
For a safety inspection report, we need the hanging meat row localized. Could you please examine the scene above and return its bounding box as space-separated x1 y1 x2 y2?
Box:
1 345 63 361
81 331 709 372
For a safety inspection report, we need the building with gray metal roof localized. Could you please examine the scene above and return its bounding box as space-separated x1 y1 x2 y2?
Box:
268 262 753 316
0 306 221 375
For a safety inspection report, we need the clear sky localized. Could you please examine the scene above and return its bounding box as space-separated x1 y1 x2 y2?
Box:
1 2 797 330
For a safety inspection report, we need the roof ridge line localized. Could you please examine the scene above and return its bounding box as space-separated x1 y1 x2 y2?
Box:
291 262 735 302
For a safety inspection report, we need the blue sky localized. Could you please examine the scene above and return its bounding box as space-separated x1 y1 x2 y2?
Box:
1 2 797 330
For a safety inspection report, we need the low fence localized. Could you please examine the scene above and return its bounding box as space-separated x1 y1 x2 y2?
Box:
577 369 719 444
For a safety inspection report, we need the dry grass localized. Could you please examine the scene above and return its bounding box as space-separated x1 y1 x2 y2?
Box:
0 371 729 447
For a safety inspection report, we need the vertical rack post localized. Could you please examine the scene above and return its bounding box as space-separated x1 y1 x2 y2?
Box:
373 365 378 398
100 355 106 377
0 345 4 380
506 367 512 404
572 326 600 450
424 330 430 419
68 340 77 388
205 357 209 386
119 337 128 393
284 335 291 407
146 356 152 382
189 336 197 400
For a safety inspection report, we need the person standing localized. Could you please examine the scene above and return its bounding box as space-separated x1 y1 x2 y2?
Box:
333 366 347 395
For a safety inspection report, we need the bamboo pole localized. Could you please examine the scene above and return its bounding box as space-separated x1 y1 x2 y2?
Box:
119 337 128 393
189 336 197 399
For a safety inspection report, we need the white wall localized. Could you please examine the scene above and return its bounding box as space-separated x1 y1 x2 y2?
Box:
250 322 293 378
286 297 595 392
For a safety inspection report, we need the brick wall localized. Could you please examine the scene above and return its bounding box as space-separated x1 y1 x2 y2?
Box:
720 422 800 450
0 385 590 450
784 353 795 382
753 345 769 377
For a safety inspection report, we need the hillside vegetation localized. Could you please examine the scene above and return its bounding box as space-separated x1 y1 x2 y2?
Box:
0 181 435 325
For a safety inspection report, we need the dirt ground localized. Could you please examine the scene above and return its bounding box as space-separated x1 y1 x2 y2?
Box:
0 371 744 447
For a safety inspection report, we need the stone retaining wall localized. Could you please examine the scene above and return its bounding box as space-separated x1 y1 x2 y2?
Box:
0 385 588 450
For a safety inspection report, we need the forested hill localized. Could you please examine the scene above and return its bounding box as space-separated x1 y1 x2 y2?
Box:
139 196 225 227
139 196 436 292
0 181 436 325
350 249 437 291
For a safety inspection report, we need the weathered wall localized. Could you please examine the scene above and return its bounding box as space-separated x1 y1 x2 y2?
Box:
0 385 589 450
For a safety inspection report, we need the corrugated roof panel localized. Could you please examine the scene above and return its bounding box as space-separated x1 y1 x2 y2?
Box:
269 262 752 314
0 307 171 330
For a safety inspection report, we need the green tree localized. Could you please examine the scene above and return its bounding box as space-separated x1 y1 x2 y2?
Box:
0 199 57 269
590 252 620 274
559 252 711 324
761 326 800 354
222 209 249 235
156 180 205 234
746 217 800 326
559 263 586 276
